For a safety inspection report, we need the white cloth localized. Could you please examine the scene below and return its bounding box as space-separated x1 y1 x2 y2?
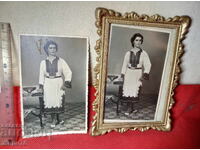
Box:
39 57 72 108
123 68 142 97
39 57 72 84
43 78 64 108
121 49 151 97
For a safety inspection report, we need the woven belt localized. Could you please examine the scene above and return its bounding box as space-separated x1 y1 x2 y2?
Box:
45 76 62 79
128 66 142 70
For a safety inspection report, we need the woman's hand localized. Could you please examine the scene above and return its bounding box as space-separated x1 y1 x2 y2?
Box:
37 84 43 93
143 73 149 80
64 81 72 88
61 81 72 91
61 85 67 91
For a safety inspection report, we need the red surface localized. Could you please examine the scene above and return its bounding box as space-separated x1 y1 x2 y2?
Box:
1 85 200 149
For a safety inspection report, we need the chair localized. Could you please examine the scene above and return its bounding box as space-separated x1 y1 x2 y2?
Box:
114 82 139 115
31 92 65 128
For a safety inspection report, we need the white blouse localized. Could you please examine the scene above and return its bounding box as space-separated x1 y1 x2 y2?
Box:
39 57 72 85
121 49 151 75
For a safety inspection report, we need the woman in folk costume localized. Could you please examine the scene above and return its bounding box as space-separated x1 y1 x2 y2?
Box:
39 40 72 128
121 33 151 115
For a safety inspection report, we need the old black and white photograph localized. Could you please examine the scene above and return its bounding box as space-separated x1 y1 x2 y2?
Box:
104 24 173 123
92 8 190 135
20 35 88 137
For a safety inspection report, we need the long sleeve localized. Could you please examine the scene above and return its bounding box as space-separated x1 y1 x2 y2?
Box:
121 51 130 75
39 61 45 85
61 59 72 82
142 51 151 74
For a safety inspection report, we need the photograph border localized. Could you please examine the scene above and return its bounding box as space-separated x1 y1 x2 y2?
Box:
91 7 191 136
19 34 89 138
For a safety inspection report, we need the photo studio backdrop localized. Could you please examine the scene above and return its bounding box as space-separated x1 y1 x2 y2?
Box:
0 1 200 148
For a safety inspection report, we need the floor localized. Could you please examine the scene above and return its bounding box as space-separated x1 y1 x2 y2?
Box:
23 102 86 137
104 94 157 120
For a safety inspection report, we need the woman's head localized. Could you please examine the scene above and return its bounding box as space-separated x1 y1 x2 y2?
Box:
44 40 58 56
130 33 143 48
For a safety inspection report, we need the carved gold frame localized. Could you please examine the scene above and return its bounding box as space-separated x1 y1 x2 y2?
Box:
91 7 191 136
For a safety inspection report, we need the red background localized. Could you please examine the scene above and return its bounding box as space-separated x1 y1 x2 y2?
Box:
1 85 200 149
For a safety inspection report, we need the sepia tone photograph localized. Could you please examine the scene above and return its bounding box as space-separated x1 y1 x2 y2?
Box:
20 35 88 137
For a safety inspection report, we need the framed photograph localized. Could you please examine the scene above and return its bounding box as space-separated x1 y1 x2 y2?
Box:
19 35 88 138
91 8 191 135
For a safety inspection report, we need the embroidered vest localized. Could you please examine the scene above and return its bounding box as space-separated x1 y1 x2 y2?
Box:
129 49 142 67
46 57 59 76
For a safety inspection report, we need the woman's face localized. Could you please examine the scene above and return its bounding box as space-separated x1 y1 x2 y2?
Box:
133 36 142 48
48 44 57 56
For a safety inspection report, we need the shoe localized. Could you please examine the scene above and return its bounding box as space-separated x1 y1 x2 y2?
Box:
60 120 64 125
51 119 57 128
50 124 56 128
124 112 131 116
56 120 65 125
124 110 138 116
132 109 138 113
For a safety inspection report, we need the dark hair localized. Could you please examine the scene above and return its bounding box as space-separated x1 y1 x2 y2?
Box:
130 33 143 47
44 40 58 55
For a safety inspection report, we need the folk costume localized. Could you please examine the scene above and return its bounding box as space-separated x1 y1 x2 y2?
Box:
39 56 72 113
121 48 151 98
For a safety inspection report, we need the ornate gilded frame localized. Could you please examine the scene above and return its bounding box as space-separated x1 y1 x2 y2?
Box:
91 7 191 136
